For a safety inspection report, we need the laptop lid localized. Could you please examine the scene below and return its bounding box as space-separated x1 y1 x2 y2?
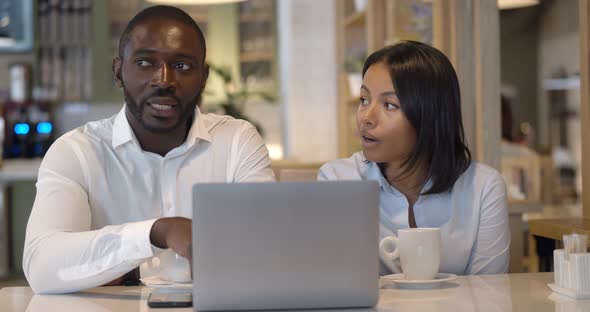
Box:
192 181 379 311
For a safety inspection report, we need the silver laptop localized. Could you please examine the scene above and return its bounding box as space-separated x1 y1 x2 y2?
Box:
191 181 379 311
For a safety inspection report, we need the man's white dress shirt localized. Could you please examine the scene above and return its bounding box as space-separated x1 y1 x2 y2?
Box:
318 152 510 275
24 106 274 293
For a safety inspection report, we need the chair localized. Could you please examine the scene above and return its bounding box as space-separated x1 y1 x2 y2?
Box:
501 142 543 273
277 168 318 182
271 160 323 182
501 143 541 204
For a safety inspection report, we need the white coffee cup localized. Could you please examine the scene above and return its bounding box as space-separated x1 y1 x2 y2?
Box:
158 250 192 283
379 228 441 280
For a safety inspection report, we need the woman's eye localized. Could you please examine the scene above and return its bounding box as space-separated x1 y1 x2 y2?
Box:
174 63 192 71
136 60 152 67
360 97 369 105
386 102 399 110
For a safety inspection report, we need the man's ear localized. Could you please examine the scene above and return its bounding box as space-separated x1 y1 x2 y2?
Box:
112 57 123 88
202 63 209 90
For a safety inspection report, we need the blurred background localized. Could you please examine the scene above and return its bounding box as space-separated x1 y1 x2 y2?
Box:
0 0 586 285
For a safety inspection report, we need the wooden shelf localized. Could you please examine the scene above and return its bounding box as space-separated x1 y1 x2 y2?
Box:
37 41 91 48
240 52 274 62
240 14 273 23
343 10 366 27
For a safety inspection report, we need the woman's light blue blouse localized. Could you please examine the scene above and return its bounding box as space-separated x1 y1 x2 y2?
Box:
318 152 510 275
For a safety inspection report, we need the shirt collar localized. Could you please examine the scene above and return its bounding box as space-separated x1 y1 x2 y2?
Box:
362 153 399 196
185 106 213 146
112 104 212 149
362 153 435 198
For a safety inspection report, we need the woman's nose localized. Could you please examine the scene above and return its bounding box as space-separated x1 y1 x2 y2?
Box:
360 103 377 127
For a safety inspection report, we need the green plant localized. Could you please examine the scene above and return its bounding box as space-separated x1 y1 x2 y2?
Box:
207 64 274 136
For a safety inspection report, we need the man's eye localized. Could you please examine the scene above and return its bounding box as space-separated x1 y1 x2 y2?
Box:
136 60 152 67
174 63 192 71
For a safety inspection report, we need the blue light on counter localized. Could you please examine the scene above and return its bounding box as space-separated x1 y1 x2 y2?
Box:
37 122 53 134
14 123 30 135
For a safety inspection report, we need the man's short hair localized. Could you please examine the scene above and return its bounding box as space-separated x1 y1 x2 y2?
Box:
118 5 207 62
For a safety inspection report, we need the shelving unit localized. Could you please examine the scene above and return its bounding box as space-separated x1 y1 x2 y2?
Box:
33 0 98 102
239 14 272 23
239 52 273 62
32 0 275 104
108 0 141 65
336 0 372 158
32 0 212 104
237 0 276 93
335 0 433 158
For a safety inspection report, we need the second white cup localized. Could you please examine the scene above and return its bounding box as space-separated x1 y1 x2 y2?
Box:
379 228 441 280
159 250 192 283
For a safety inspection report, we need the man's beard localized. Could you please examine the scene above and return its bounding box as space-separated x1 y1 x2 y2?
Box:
122 84 202 134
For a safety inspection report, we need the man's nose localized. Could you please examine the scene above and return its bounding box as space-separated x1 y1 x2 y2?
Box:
152 64 177 90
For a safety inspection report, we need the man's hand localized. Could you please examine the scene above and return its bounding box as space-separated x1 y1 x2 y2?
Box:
150 217 192 262
102 275 125 286
102 267 139 286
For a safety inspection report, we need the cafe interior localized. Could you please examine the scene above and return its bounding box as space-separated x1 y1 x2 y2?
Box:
0 0 590 310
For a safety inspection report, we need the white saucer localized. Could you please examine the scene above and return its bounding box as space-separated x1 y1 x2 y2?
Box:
381 273 457 289
141 277 193 289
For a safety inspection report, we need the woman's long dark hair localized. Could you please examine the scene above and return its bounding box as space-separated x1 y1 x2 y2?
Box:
362 41 471 194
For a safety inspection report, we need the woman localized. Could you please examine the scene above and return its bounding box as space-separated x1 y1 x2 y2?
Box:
319 41 510 275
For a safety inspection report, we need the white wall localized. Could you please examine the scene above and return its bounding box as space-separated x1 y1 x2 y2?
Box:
278 0 338 162
243 101 283 157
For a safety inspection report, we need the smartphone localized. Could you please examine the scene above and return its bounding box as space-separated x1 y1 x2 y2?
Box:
147 289 192 308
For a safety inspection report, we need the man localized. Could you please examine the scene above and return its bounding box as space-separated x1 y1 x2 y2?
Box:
23 5 274 294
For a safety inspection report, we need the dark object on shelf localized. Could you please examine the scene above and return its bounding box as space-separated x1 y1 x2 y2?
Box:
3 64 55 158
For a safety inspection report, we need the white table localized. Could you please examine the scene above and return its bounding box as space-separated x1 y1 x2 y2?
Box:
0 273 588 311
0 159 42 277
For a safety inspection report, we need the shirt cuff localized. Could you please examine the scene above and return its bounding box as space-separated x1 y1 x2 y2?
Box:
121 218 159 260
151 244 165 256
